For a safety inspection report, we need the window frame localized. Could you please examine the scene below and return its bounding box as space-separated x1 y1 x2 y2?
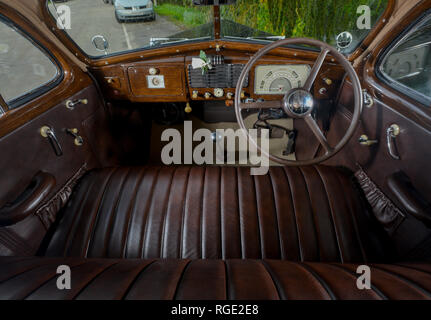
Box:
376 9 431 107
0 14 63 110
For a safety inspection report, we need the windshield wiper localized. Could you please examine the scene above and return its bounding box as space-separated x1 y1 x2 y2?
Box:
224 35 285 41
150 36 212 47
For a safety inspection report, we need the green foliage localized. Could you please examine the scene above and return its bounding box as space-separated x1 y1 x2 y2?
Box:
154 3 211 27
221 0 388 45
156 0 389 45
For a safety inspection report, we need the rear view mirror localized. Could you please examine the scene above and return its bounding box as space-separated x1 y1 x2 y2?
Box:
91 35 109 55
193 0 236 5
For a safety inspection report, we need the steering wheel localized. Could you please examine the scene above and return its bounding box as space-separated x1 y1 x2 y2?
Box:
234 38 363 166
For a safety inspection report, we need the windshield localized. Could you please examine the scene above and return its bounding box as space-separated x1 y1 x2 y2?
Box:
47 0 389 57
47 0 214 57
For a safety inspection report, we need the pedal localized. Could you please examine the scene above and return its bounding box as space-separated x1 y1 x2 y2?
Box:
270 127 285 139
283 130 297 156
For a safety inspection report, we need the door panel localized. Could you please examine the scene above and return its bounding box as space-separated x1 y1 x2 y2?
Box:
0 86 105 208
325 79 431 257
0 85 114 255
0 5 114 256
323 3 431 258
327 81 431 206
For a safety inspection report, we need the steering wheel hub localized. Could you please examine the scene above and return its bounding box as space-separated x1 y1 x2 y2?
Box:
284 89 314 117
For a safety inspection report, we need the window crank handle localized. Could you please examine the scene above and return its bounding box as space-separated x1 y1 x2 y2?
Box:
66 128 84 146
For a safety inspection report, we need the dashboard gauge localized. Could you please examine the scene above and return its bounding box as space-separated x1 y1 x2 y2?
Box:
213 88 224 98
254 65 311 95
269 78 292 93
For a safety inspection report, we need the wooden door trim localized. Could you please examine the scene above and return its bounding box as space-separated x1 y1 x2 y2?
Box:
362 0 431 132
0 2 92 138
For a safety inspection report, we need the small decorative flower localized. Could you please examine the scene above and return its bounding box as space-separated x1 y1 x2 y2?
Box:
191 50 213 75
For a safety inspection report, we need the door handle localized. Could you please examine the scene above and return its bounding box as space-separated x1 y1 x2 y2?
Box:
0 172 56 227
40 126 63 156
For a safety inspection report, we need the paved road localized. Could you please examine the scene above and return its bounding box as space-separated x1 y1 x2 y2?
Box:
51 0 184 56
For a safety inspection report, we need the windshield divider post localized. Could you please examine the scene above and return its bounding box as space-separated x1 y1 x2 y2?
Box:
0 93 8 114
214 5 221 40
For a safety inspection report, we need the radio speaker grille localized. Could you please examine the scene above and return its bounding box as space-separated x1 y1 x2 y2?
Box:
188 64 249 88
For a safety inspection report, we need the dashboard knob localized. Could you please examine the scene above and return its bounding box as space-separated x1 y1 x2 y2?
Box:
185 103 192 114
192 91 199 99
214 88 224 98
319 87 327 95
226 92 234 99
149 67 159 75
204 92 212 99
323 78 333 85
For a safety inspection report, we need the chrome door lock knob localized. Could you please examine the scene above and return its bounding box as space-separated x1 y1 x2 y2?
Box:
359 135 378 146
66 99 88 110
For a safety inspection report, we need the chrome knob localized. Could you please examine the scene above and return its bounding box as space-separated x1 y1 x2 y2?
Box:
66 99 88 110
66 128 84 147
359 135 378 146
149 67 159 75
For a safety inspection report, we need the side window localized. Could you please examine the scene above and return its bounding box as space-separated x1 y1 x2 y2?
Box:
380 13 431 105
0 17 59 108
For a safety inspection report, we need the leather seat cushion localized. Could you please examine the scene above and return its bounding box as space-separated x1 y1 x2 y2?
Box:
1 257 430 300
42 166 389 262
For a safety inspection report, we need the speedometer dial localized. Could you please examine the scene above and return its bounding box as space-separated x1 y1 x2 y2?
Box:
254 65 311 95
269 78 292 93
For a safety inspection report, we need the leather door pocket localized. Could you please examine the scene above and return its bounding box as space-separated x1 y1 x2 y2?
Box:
387 172 431 227
0 172 55 227
355 168 405 234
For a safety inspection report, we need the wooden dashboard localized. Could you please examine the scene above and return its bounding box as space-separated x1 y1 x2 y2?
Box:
91 44 346 104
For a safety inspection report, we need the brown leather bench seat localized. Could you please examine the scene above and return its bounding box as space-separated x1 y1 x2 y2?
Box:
1 257 431 300
42 166 389 262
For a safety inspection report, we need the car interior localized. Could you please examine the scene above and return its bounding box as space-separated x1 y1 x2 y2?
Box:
0 0 431 300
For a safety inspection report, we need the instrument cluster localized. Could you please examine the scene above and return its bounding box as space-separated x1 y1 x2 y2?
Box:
254 65 311 95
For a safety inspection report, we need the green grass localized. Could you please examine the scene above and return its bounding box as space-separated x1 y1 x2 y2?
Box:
154 4 210 28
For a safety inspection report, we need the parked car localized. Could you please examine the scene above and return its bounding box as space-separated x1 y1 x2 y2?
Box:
114 0 155 22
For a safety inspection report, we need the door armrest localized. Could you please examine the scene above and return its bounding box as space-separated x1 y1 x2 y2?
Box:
0 172 56 227
387 172 431 226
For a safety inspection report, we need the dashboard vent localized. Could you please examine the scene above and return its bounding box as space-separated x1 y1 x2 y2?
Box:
188 64 249 88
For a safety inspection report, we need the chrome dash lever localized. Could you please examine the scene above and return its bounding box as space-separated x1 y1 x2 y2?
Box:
387 124 401 160
359 135 378 146
40 126 63 157
66 99 88 110
66 128 84 146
